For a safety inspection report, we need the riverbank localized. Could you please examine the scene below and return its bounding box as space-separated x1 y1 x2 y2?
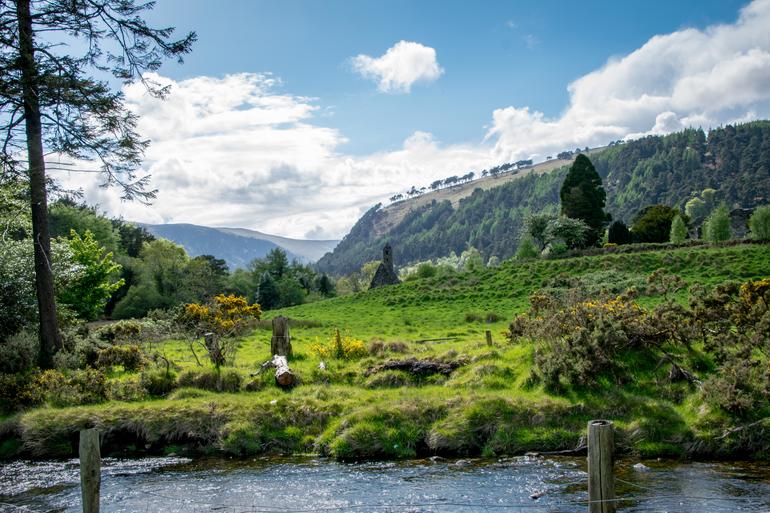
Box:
2 383 768 461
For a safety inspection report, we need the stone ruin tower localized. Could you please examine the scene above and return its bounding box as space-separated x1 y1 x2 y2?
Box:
369 243 401 289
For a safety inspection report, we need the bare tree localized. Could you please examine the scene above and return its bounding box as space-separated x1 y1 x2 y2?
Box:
0 0 195 367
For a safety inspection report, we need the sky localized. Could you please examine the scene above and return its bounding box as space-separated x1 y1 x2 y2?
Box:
55 0 770 240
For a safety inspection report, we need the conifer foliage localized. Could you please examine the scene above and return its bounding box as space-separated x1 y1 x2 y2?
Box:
558 154 609 246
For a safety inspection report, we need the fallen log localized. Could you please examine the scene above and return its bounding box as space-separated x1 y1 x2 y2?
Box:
253 354 295 387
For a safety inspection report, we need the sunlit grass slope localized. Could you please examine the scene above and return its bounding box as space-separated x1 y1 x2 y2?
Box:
5 242 770 461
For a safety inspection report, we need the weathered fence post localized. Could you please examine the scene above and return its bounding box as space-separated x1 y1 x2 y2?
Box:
271 316 292 357
79 429 100 513
485 330 493 346
587 420 615 513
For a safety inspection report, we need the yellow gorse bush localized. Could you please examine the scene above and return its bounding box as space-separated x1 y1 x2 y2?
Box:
310 329 368 360
183 294 262 336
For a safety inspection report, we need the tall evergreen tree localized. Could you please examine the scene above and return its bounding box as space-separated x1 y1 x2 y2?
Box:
257 271 279 310
607 220 632 245
559 154 608 245
0 0 195 367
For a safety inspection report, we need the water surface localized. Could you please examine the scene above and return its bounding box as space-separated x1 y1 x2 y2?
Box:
1 456 769 512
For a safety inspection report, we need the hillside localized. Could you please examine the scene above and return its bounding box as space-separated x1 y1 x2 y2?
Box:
6 242 769 461
142 223 338 270
318 122 770 275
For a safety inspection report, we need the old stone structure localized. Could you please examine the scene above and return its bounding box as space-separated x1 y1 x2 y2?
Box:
369 243 400 289
730 208 754 238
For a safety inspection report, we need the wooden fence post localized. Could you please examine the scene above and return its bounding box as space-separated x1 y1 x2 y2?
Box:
485 330 493 346
79 429 100 513
587 419 615 513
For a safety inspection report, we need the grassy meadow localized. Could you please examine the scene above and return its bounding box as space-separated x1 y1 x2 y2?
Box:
3 242 770 461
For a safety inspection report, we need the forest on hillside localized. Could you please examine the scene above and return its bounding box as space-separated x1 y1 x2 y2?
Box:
318 121 770 275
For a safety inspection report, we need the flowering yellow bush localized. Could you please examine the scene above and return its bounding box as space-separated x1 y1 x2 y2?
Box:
183 294 262 337
310 329 368 360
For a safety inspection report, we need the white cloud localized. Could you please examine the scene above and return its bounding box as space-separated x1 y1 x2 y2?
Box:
488 0 770 162
55 0 770 242
56 73 487 239
351 40 444 93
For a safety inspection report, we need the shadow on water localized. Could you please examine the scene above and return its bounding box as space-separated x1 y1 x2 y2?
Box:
1 455 769 512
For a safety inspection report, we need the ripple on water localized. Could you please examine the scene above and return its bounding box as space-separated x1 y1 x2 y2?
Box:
0 456 768 513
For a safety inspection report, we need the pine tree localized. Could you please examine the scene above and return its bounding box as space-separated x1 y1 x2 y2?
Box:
257 272 279 310
560 154 608 246
0 1 195 367
669 215 688 243
607 220 632 245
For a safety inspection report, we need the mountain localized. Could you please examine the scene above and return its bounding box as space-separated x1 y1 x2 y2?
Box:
141 223 338 270
318 121 770 276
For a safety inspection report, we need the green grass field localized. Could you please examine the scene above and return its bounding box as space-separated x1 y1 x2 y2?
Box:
3 242 770 461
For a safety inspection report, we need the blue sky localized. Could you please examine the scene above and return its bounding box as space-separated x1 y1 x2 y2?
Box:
63 0 770 239
144 0 746 154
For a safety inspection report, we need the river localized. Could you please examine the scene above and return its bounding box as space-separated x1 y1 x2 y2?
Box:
1 456 769 512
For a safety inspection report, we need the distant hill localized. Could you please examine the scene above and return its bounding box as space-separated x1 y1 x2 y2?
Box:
141 223 338 270
318 121 770 276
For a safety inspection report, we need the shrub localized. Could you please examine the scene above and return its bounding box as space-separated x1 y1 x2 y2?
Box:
310 330 368 360
0 330 38 374
701 358 769 417
464 312 482 323
140 367 178 396
107 378 148 402
93 320 144 343
749 205 770 240
96 345 145 371
35 368 108 407
631 205 681 243
544 216 591 249
0 372 43 414
507 286 664 389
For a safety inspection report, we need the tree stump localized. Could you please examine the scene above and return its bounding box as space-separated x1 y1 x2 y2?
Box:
270 316 292 357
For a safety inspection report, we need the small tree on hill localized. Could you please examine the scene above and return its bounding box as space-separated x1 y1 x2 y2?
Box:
515 235 540 260
704 204 732 243
560 154 609 246
607 220 632 245
544 216 591 250
525 213 555 250
669 215 688 244
631 205 681 243
182 294 262 368
749 206 770 240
